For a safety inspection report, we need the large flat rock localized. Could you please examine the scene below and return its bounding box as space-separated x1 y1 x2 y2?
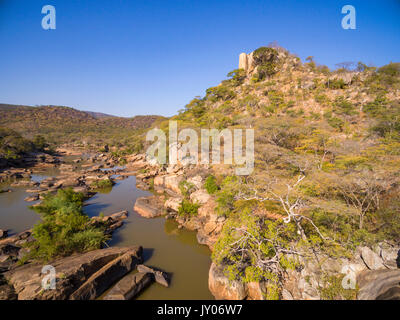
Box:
103 272 153 300
69 247 142 300
4 246 142 300
133 196 163 218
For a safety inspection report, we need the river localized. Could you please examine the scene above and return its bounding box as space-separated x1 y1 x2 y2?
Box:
0 168 213 299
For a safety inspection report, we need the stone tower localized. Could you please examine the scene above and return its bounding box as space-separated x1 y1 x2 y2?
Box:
238 52 255 73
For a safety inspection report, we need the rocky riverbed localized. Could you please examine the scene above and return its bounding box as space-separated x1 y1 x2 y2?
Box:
1 148 399 300
0 148 208 300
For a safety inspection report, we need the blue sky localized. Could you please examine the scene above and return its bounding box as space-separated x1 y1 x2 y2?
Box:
0 0 399 117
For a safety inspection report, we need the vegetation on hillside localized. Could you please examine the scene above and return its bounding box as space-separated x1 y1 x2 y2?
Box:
156 44 400 294
0 104 165 153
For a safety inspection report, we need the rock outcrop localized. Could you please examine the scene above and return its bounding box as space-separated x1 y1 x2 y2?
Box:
133 196 163 218
3 246 142 300
357 269 400 300
208 262 247 300
103 272 153 300
69 247 142 300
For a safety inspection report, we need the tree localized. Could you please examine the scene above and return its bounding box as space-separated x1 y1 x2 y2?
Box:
227 69 247 86
335 171 391 229
236 175 326 241
335 62 355 71
33 134 48 151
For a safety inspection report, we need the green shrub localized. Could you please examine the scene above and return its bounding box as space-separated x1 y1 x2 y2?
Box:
33 135 48 151
90 178 113 189
206 86 236 101
320 274 358 300
333 96 357 115
326 79 346 89
185 98 207 118
178 199 200 217
26 188 108 261
204 175 219 194
0 127 35 159
227 69 247 86
252 47 278 81
215 176 239 216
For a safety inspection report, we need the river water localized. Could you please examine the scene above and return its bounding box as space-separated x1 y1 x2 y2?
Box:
0 169 213 300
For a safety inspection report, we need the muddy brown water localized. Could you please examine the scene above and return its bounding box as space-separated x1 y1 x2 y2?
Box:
0 168 213 299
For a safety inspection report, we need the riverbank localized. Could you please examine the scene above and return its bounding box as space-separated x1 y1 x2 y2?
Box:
0 149 213 300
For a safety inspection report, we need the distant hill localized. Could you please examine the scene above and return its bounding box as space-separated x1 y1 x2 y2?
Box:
83 111 116 119
0 104 165 148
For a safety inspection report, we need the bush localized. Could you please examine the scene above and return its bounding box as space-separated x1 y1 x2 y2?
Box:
252 47 278 81
206 86 236 101
333 96 357 115
227 69 247 86
26 188 108 261
204 175 219 194
178 199 200 217
185 98 207 118
0 127 34 160
215 176 239 216
33 135 48 151
90 178 113 189
326 79 346 89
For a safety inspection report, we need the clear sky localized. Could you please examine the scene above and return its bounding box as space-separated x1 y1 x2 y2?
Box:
0 0 399 117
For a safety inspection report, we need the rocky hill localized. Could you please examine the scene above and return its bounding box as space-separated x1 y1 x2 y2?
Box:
139 44 400 299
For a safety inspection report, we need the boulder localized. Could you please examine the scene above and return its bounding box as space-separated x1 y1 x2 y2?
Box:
0 230 31 246
357 269 400 300
247 281 266 300
376 243 399 269
134 196 163 218
58 177 80 188
0 230 7 240
103 272 153 300
198 199 217 218
153 176 165 187
70 247 143 300
5 246 142 300
137 264 170 287
164 197 182 212
164 175 183 194
208 262 247 300
187 175 203 189
359 246 385 270
24 194 39 202
110 210 128 220
190 189 211 205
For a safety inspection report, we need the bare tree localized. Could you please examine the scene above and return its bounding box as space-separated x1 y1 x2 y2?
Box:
335 62 355 71
236 175 326 241
336 172 391 229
